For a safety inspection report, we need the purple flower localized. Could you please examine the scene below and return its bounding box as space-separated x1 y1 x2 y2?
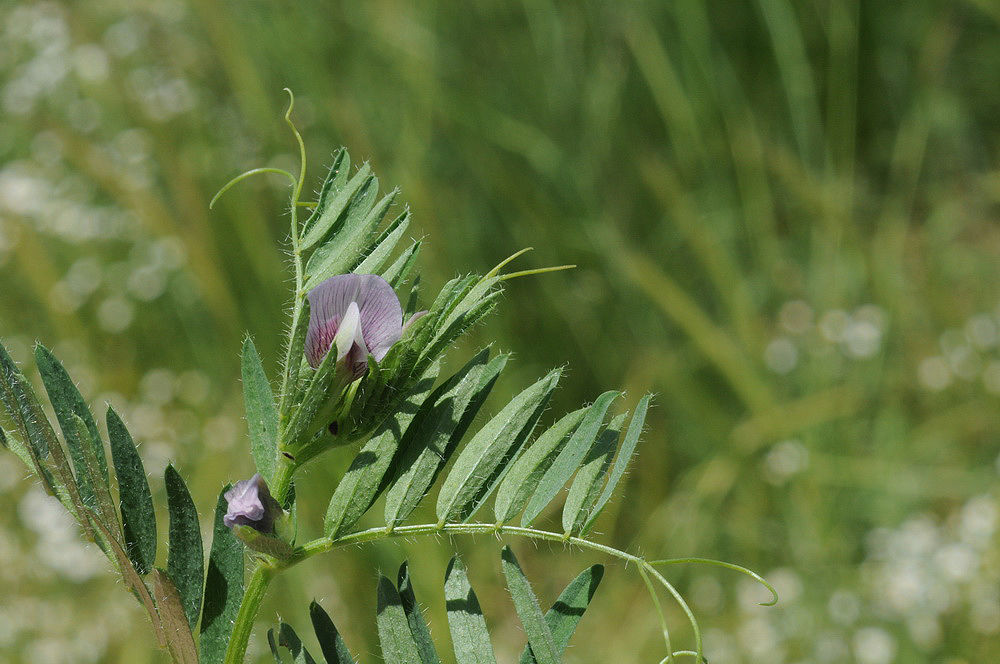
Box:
305 274 405 378
223 474 281 533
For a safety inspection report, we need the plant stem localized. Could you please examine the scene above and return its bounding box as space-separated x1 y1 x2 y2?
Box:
223 522 704 663
223 564 275 664
277 90 308 422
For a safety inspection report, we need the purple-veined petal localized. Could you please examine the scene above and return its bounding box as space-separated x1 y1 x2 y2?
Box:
306 274 403 368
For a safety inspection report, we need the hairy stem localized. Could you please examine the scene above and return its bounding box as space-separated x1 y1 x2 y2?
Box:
276 89 308 424
222 522 704 664
223 564 275 664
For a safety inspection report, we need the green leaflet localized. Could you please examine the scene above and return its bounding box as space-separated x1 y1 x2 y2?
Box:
376 575 426 663
494 406 588 525
404 274 423 317
324 365 439 538
519 565 605 664
445 556 497 664
34 344 109 485
500 546 557 664
200 487 245 664
354 209 412 276
6 361 86 524
300 162 373 251
0 343 43 473
521 390 620 527
302 148 350 233
398 561 442 664
281 326 347 455
279 297 311 423
418 280 503 369
408 276 476 358
383 349 494 528
383 240 421 290
0 343 50 460
107 406 156 575
304 181 393 289
165 464 204 631
242 337 279 482
562 413 626 535
267 629 281 663
436 369 560 524
310 601 356 664
581 394 652 536
71 413 119 537
152 569 199 664
92 518 164 648
274 623 319 664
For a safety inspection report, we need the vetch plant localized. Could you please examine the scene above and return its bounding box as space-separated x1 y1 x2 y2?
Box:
0 91 775 663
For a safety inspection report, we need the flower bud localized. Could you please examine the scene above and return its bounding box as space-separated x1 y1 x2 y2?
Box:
223 474 283 534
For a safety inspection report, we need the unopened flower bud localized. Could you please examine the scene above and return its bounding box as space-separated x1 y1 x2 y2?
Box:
223 474 282 534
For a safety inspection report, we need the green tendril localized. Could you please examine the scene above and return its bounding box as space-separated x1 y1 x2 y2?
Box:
649 557 779 606
640 564 674 661
282 87 308 237
497 264 577 281
485 246 534 278
209 167 298 209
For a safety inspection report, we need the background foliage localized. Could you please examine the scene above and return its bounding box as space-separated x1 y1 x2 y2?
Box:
1 1 999 662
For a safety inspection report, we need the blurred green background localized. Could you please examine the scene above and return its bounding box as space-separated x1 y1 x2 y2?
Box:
1 1 999 662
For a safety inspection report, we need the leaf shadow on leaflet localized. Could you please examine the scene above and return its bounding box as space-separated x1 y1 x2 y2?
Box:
395 395 459 467
346 451 378 472
201 560 229 628
444 589 486 618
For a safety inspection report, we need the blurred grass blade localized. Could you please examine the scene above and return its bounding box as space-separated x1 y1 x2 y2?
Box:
355 209 412 276
519 565 604 664
384 349 493 528
494 406 588 524
445 556 497 664
107 406 156 575
278 622 319 664
325 365 439 538
300 163 372 251
501 546 557 664
562 413 625 535
398 561 443 664
152 569 199 664
35 343 109 485
436 368 561 524
376 575 426 663
581 394 652 535
200 486 245 663
310 601 356 664
165 464 204 631
242 337 279 482
522 390 619 527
